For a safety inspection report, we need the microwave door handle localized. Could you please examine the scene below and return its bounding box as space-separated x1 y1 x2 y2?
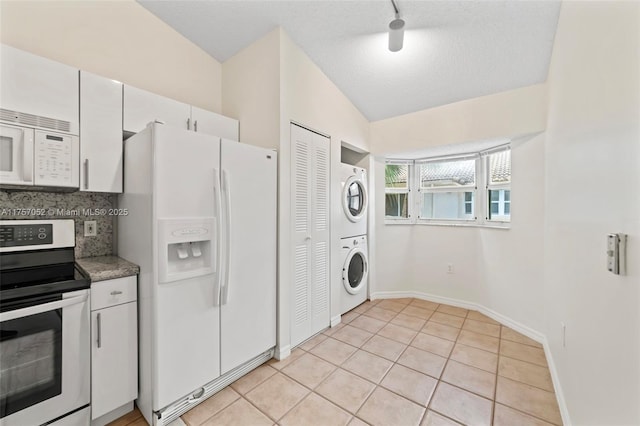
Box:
22 131 33 182
0 294 87 323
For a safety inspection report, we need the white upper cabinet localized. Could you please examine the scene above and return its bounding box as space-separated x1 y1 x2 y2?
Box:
80 71 123 193
124 85 239 141
0 44 79 135
123 85 191 134
191 106 239 141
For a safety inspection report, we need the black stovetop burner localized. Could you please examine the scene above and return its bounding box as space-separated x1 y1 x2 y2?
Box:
0 247 89 305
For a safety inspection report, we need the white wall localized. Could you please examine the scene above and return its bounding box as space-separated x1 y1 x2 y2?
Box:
0 0 222 112
543 2 639 424
370 84 548 335
369 83 547 155
478 134 546 333
222 29 280 149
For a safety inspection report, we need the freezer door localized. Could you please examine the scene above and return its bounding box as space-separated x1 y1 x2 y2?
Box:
220 140 277 374
152 124 222 409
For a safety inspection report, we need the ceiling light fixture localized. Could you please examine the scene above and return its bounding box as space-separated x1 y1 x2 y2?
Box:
388 0 405 52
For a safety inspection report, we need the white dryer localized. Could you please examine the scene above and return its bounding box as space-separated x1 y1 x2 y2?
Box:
340 163 368 238
340 235 368 315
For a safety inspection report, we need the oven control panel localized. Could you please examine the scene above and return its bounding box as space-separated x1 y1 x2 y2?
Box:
0 224 53 247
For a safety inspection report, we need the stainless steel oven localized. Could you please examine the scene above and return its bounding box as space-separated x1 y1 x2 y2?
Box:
0 220 90 426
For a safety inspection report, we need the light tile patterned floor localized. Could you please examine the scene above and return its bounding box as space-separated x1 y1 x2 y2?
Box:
109 298 563 426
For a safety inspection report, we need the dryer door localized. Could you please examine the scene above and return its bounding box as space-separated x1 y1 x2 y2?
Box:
342 176 367 223
342 247 368 294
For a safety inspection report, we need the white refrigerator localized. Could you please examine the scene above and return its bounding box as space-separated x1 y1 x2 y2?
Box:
118 123 277 425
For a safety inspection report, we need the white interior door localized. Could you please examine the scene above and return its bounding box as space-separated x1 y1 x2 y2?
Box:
290 124 330 347
219 140 277 374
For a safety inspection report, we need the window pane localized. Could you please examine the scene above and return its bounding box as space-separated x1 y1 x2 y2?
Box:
421 191 474 219
385 193 408 218
488 150 511 185
488 189 511 221
420 159 475 188
385 164 408 189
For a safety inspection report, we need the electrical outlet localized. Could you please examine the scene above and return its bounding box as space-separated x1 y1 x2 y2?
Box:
84 221 97 237
561 322 566 348
447 263 454 274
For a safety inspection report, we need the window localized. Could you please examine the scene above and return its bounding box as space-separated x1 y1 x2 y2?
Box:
384 145 511 226
418 157 476 221
384 163 410 219
486 150 511 222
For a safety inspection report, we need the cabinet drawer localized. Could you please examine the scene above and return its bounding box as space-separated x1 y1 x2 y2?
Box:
91 276 137 310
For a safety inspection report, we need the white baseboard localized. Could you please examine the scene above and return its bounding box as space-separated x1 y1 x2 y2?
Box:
371 290 570 425
275 344 291 361
541 336 572 425
330 315 342 327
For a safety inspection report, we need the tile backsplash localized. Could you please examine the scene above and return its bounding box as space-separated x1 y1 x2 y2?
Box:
0 190 115 258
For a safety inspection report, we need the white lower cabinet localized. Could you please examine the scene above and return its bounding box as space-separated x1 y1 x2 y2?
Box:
90 276 138 421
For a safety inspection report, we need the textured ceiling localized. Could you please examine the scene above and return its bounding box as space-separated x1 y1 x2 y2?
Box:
138 0 561 121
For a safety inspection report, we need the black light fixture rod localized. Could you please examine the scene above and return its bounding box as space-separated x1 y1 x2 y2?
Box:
390 0 400 16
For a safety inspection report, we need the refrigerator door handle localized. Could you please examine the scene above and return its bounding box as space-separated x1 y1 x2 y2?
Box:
221 169 232 305
213 168 223 307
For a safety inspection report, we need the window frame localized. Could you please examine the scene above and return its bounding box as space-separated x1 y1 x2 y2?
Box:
384 160 413 223
415 154 479 225
384 144 511 228
484 147 511 225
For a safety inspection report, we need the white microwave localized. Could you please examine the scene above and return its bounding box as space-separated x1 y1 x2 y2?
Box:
0 123 79 190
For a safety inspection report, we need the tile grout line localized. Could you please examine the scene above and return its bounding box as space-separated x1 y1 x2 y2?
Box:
172 299 557 426
423 307 473 424
491 322 503 425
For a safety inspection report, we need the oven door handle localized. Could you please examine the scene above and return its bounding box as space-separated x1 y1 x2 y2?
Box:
0 294 87 323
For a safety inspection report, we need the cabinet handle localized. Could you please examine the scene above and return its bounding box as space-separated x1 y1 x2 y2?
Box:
84 159 89 189
194 120 198 132
96 312 102 348
110 290 123 296
187 118 191 130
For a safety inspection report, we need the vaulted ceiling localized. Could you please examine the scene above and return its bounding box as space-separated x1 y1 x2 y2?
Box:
138 0 561 121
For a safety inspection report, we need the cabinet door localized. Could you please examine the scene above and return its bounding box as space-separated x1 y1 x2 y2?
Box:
0 45 79 135
80 71 123 193
290 124 330 347
190 106 239 141
91 302 138 420
123 85 190 134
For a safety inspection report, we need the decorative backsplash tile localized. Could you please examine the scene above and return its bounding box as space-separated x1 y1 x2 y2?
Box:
0 190 115 258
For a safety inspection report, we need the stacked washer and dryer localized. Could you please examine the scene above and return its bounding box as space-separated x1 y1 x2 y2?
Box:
339 163 369 315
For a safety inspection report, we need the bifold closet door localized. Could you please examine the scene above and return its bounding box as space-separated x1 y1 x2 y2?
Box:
290 124 330 347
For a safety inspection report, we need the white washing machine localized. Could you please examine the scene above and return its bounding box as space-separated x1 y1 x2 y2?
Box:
340 163 368 238
340 235 368 315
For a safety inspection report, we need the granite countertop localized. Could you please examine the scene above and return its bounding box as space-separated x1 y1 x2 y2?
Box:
76 255 140 283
